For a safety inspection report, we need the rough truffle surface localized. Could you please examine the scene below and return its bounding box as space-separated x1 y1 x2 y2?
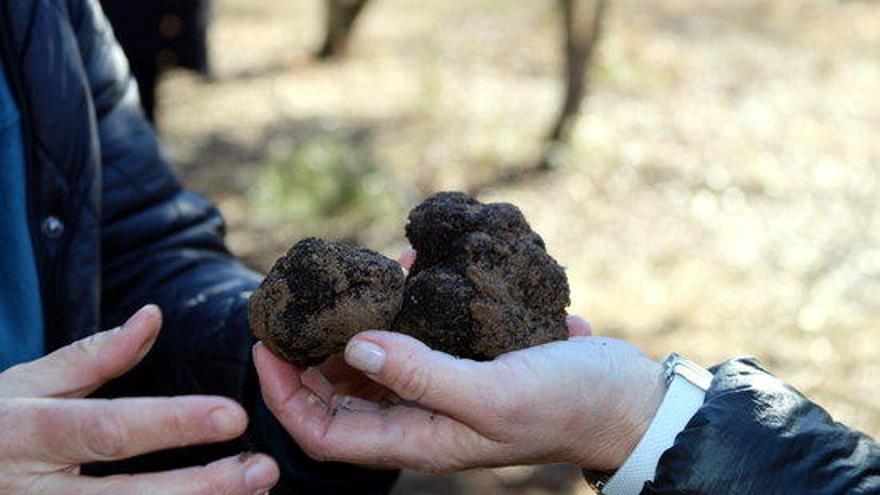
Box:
248 238 405 366
393 192 570 360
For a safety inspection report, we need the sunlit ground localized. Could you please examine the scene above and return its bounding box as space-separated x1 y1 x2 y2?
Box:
157 0 880 492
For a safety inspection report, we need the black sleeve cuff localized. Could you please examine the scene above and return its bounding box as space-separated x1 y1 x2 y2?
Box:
641 358 880 495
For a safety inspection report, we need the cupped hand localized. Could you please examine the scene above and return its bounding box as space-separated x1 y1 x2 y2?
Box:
0 305 279 495
254 313 665 474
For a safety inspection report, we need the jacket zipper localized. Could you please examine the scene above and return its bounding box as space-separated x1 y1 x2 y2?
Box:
1 4 57 352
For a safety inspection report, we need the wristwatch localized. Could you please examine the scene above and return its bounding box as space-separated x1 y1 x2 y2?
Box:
584 353 713 494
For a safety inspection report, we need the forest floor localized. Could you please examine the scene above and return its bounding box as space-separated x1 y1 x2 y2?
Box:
157 0 880 493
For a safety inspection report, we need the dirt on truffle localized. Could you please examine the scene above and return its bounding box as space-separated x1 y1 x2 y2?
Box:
248 237 405 366
393 192 570 360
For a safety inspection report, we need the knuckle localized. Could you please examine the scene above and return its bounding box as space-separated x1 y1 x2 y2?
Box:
165 400 193 447
69 335 101 364
32 401 73 443
394 366 433 402
301 437 331 462
409 425 456 475
0 401 23 460
487 391 513 417
66 336 109 384
82 411 127 458
498 398 529 424
409 450 448 474
485 384 526 423
404 438 453 474
381 422 423 472
189 468 232 495
299 426 338 463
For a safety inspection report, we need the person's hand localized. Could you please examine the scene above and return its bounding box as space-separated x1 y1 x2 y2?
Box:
0 305 280 495
254 314 666 474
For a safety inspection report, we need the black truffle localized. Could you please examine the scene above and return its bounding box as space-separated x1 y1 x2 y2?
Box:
249 192 571 366
248 238 405 366
392 192 570 360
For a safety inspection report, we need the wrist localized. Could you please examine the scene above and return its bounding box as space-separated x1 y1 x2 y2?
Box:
575 355 667 471
607 357 666 470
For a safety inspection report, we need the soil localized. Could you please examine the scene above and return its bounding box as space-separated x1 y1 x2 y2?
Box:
393 192 570 360
248 237 405 366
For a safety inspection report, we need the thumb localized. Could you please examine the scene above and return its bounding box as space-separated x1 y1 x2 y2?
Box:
344 331 498 422
0 305 162 398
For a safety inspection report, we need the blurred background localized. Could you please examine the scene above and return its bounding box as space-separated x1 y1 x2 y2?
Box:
117 0 880 492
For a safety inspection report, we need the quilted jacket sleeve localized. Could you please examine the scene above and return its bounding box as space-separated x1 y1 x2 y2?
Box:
641 358 880 494
67 0 398 492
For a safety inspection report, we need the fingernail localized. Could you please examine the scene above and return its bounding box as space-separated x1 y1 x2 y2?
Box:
244 457 278 494
345 340 386 374
136 340 155 361
125 306 160 358
209 407 243 436
125 305 158 331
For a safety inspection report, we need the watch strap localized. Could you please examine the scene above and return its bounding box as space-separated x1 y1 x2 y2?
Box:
601 355 712 494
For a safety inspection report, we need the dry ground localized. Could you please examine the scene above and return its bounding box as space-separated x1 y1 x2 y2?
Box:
155 0 880 493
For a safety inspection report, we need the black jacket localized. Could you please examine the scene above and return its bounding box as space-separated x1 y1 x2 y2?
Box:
0 0 396 492
643 358 880 494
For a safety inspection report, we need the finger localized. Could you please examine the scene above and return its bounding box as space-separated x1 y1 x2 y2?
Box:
254 343 330 455
301 400 488 472
253 342 307 412
317 354 354 383
45 453 279 495
6 396 248 464
256 343 485 472
317 354 392 401
300 367 335 404
398 248 417 276
342 331 502 425
0 305 162 398
566 314 593 337
316 354 368 394
318 353 374 388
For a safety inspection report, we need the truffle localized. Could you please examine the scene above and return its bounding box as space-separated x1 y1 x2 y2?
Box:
392 192 570 360
248 238 405 366
249 192 570 366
